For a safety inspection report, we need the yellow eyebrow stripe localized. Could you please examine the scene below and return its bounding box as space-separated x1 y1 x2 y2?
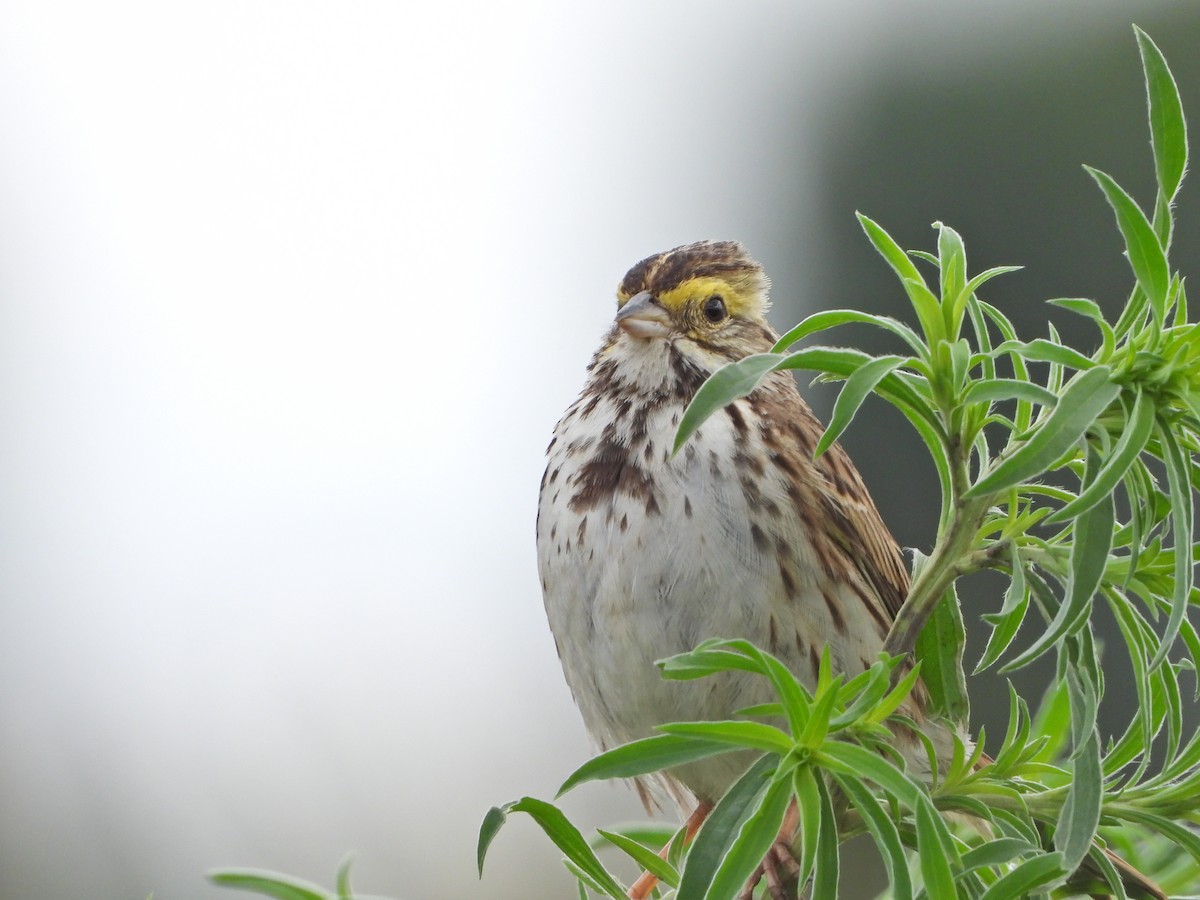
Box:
656 276 754 317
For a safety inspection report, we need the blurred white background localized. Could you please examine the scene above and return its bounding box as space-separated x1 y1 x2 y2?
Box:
1 2 1195 899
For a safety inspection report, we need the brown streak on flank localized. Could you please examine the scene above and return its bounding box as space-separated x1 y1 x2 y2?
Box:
620 513 629 532
726 403 747 436
768 615 778 648
645 494 661 516
750 522 768 552
808 643 822 680
735 447 765 479
684 496 693 518
822 588 847 634
576 517 587 547
779 559 796 596
860 583 892 635
740 474 762 506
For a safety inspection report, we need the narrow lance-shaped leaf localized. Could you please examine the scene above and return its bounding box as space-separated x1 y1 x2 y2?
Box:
558 734 735 796
506 798 627 900
1047 388 1156 523
917 799 958 900
334 857 353 900
960 378 1058 409
857 212 945 345
676 755 775 900
977 852 1067 900
976 547 1030 672
1054 728 1103 873
208 871 330 900
811 771 840 899
1136 25 1188 206
832 773 913 900
967 366 1120 498
478 805 509 876
815 355 905 457
914 581 969 725
1151 419 1194 670
772 308 928 357
674 352 785 453
937 221 967 339
657 720 795 755
596 830 679 889
1085 166 1170 322
704 772 794 900
1004 482 1113 672
792 766 822 892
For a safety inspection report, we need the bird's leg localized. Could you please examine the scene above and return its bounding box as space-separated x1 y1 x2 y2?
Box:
627 801 713 900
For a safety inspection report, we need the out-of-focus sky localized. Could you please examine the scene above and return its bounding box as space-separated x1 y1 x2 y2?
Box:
0 3 1193 899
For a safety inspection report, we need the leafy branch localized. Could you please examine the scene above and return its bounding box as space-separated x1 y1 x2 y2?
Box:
472 25 1200 900
213 24 1200 900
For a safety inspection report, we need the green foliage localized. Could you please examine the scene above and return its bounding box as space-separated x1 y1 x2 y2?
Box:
208 856 393 900
476 26 1200 900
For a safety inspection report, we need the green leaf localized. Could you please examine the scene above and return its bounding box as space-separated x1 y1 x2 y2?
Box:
705 771 793 900
1085 166 1170 322
558 734 734 796
812 772 841 899
949 265 1024 338
914 581 969 724
478 806 509 877
334 857 353 900
816 742 923 808
815 355 905 457
1111 807 1200 866
976 550 1029 672
1136 26 1189 205
676 755 775 900
209 872 330 900
917 800 958 900
658 721 794 755
596 829 679 889
1046 389 1156 522
1151 419 1194 670
507 798 626 899
674 353 785 453
793 766 822 892
858 213 945 345
1003 456 1114 672
958 838 1037 874
992 337 1096 370
960 378 1058 409
977 852 1066 900
1054 729 1103 873
772 308 927 357
967 365 1120 497
833 773 913 900
1049 297 1117 358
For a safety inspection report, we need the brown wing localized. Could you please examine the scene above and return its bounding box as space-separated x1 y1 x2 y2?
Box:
751 374 909 626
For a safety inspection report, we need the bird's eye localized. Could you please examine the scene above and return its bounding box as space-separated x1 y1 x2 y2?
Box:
703 295 727 323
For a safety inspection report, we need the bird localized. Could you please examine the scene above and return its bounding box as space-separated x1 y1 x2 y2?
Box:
535 240 1163 899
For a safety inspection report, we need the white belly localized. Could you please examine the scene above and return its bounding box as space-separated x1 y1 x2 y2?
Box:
537 391 876 801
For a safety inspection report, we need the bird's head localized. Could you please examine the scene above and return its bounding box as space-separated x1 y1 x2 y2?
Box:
610 241 775 361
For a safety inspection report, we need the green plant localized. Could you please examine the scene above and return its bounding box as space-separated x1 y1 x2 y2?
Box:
476 25 1200 900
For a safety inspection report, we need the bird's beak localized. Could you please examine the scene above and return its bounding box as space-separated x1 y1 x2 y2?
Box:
615 291 672 339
